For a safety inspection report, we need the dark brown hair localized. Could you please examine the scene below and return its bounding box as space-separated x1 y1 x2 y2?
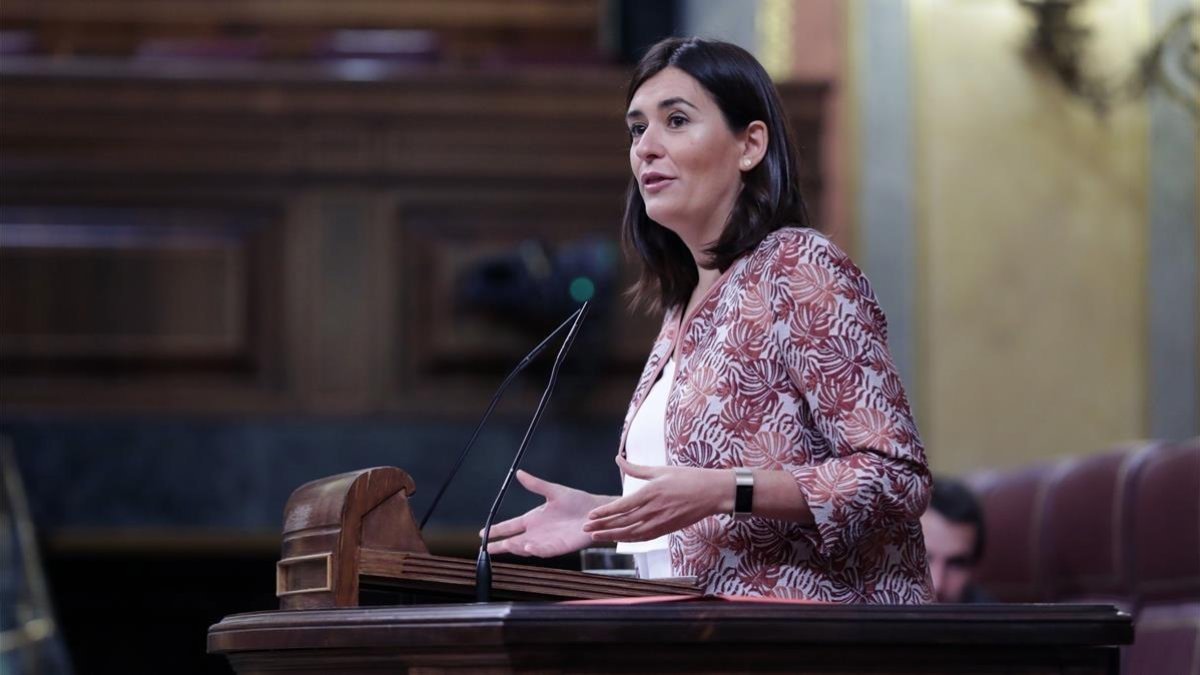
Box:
622 37 812 311
929 476 987 564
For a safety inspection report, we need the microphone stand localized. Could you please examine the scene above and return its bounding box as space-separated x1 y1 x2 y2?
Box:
418 305 587 531
475 301 590 603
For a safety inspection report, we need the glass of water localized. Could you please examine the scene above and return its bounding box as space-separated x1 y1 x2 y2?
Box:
579 547 637 578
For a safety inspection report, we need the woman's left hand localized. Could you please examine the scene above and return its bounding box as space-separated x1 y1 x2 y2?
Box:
583 456 732 543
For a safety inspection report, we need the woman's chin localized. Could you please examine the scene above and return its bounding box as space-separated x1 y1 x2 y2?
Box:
645 205 685 231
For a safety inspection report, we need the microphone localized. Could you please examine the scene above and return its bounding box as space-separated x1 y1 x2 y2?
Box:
419 304 588 530
475 301 590 603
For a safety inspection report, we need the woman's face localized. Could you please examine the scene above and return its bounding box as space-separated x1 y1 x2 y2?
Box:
626 67 751 252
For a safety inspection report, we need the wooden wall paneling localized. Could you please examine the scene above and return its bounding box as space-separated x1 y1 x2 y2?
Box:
312 194 372 409
0 201 293 413
282 193 322 411
0 66 637 180
0 221 245 359
0 110 295 176
284 189 401 415
286 191 393 414
371 192 403 414
249 197 288 400
0 0 602 30
0 0 604 62
0 61 828 418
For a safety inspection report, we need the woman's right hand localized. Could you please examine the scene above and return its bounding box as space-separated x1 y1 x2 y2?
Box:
480 470 613 557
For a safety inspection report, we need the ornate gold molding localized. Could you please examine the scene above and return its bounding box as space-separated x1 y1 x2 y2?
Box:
1019 1 1198 117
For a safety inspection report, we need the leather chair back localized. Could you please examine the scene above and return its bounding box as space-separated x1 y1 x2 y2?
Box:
1125 439 1200 675
973 464 1056 602
1039 444 1160 607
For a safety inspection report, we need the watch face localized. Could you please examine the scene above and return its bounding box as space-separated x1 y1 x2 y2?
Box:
733 469 754 517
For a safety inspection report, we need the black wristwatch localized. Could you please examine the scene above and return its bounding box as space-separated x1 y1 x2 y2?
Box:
731 467 755 521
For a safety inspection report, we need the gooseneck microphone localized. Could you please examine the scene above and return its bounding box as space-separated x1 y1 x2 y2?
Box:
475 301 590 603
418 305 588 531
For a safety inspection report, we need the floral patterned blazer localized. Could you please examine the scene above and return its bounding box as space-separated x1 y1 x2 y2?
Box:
619 227 934 603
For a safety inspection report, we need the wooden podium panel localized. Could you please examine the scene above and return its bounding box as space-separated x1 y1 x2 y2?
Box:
356 549 700 601
208 601 1132 674
273 466 700 608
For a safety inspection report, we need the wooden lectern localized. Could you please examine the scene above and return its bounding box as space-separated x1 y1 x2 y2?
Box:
273 466 700 609
209 468 1133 674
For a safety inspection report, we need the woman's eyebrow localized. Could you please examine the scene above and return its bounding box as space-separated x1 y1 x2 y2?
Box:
657 96 698 111
626 96 699 120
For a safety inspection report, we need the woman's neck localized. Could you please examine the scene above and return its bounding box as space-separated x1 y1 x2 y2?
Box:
673 193 738 317
681 264 722 321
671 184 739 270
695 265 721 295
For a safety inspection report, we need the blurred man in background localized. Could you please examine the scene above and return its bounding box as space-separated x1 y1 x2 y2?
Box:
921 477 991 603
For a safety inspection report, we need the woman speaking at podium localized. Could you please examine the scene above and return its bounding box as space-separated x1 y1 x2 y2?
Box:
484 37 933 603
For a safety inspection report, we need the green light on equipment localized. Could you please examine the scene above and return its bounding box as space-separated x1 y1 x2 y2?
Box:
569 276 595 302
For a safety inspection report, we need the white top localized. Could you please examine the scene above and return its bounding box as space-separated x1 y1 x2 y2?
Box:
616 357 674 578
